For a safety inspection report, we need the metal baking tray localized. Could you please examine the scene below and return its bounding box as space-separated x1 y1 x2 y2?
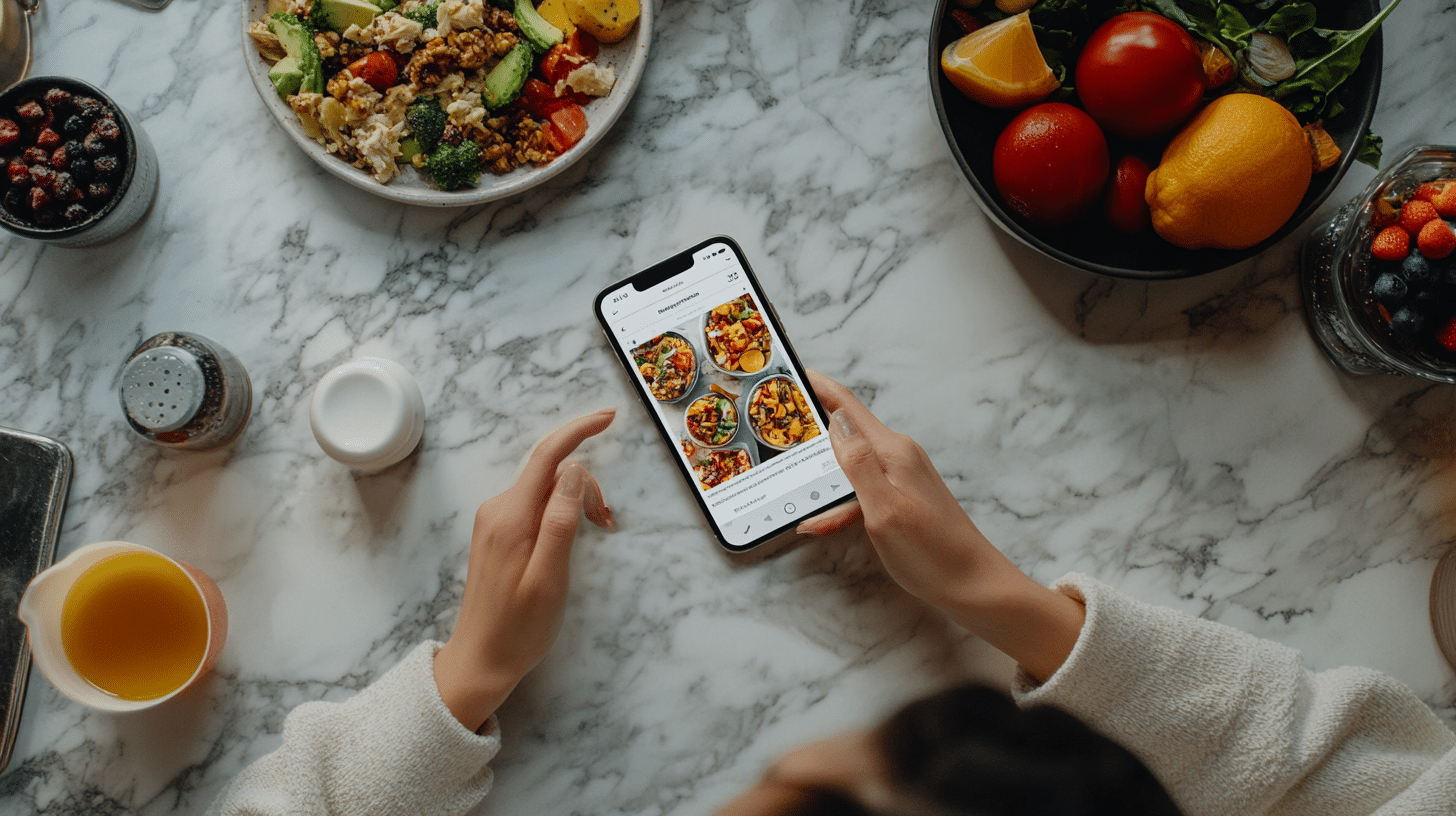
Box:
0 427 71 773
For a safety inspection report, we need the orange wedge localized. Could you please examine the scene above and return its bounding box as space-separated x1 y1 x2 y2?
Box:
940 11 1058 110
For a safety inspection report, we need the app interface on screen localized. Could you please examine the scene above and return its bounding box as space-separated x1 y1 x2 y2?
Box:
603 242 849 547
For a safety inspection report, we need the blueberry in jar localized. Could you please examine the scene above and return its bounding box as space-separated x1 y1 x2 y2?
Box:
1371 271 1408 306
1390 307 1425 338
1402 253 1438 287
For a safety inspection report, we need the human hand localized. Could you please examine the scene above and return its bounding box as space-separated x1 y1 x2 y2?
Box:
798 373 1083 682
433 408 616 731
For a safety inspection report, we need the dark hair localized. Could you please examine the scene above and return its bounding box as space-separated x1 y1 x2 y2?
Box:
793 684 1184 816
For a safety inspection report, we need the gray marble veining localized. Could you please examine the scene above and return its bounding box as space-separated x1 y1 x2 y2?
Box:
0 0 1452 813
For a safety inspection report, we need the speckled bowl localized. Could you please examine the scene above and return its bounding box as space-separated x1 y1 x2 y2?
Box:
240 0 653 207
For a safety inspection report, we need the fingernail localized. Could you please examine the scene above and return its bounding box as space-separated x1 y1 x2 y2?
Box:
596 406 618 417
830 409 858 440
557 463 586 499
602 505 617 529
797 525 821 537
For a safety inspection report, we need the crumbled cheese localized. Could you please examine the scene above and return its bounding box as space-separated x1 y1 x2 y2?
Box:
343 23 374 44
560 63 617 97
436 0 484 35
369 12 426 52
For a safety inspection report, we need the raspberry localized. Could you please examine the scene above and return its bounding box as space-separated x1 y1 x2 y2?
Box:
6 157 29 187
41 88 71 111
1439 316 1456 352
1434 184 1456 218
35 127 60 148
1371 225 1410 262
1418 218 1456 259
14 100 44 123
21 146 46 165
1417 181 1452 202
0 118 17 148
1401 200 1440 234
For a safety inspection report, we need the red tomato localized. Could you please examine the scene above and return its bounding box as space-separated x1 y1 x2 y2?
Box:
347 51 398 92
566 28 600 61
1103 154 1152 234
539 44 588 87
520 78 557 118
547 102 588 152
1074 12 1205 142
992 102 1109 228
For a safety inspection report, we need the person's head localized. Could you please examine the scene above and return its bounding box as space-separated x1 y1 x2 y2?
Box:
718 683 1183 816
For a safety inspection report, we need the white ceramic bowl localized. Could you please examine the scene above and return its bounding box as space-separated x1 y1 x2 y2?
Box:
240 0 653 207
700 299 773 378
683 392 739 450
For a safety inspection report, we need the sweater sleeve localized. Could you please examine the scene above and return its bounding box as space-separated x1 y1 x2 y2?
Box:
206 641 501 816
1012 574 1456 816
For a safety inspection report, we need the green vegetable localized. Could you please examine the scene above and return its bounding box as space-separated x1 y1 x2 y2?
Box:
513 0 564 52
1356 134 1383 170
424 140 482 190
267 13 325 96
399 136 424 163
483 43 533 110
403 0 441 27
405 97 449 152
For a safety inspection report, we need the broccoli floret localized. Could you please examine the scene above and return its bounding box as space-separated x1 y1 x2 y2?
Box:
403 0 441 27
424 140 481 191
405 98 448 153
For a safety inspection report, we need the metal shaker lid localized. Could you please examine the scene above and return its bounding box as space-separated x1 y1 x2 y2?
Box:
121 347 206 433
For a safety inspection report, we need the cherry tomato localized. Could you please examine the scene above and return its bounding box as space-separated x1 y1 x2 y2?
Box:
993 102 1109 228
520 78 557 119
546 102 588 152
1103 153 1152 234
347 51 398 92
565 28 600 61
539 44 588 87
1074 12 1205 142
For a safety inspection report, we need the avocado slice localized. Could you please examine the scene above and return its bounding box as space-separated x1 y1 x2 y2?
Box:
513 0 562 52
482 43 533 110
267 13 326 95
268 56 304 98
369 0 398 9
311 0 381 33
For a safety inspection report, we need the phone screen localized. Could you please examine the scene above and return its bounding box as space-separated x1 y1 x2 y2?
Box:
595 236 854 551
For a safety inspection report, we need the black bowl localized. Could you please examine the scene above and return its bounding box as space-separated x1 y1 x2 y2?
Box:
929 1 1383 279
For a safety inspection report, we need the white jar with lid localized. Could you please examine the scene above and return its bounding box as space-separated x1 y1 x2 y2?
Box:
309 357 425 472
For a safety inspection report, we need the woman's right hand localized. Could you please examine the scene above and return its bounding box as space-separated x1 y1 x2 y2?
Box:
800 372 1085 683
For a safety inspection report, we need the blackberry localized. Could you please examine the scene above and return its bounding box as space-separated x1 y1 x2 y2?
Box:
62 203 89 225
3 187 26 215
69 156 92 181
60 115 88 138
73 97 106 120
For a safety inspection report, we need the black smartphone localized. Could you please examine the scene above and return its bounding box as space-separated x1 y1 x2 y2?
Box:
595 235 856 552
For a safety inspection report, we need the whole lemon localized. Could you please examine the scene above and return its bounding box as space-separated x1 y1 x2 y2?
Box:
1145 93 1312 250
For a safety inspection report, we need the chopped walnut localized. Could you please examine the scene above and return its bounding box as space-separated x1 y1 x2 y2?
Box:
406 37 459 86
327 71 353 100
314 31 340 59
446 30 490 70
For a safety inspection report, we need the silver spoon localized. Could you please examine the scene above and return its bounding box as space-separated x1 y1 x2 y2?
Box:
0 0 35 91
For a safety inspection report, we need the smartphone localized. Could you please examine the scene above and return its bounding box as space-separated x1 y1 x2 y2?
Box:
595 236 855 552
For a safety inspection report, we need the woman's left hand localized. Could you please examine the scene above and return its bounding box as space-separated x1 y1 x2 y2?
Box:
433 408 616 731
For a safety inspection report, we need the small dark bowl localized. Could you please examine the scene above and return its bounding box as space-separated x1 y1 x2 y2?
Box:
0 77 158 248
929 0 1383 280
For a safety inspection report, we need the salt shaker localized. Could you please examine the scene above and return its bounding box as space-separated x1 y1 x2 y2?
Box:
120 332 252 451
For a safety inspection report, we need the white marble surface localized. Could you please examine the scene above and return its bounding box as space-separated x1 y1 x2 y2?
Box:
1 0 1453 813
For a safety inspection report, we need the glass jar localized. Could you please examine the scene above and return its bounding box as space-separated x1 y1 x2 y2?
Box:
1301 145 1456 382
119 333 252 451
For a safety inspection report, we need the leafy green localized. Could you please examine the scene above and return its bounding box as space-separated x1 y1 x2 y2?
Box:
1356 134 1383 170
1269 0 1401 119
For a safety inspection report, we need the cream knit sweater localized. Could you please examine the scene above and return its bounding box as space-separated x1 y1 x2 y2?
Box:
208 574 1456 815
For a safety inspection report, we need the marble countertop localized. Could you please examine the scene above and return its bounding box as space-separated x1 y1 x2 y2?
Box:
2 0 1453 812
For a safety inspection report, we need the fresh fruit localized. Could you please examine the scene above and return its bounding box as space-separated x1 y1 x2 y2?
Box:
1103 154 1151 234
565 0 638 44
346 51 398 91
1371 225 1410 261
1075 12 1205 141
992 102 1109 227
1416 181 1450 202
1418 218 1456 259
940 11 1058 110
1145 93 1311 250
1435 185 1456 217
739 349 766 373
1399 199 1439 234
1438 316 1456 352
